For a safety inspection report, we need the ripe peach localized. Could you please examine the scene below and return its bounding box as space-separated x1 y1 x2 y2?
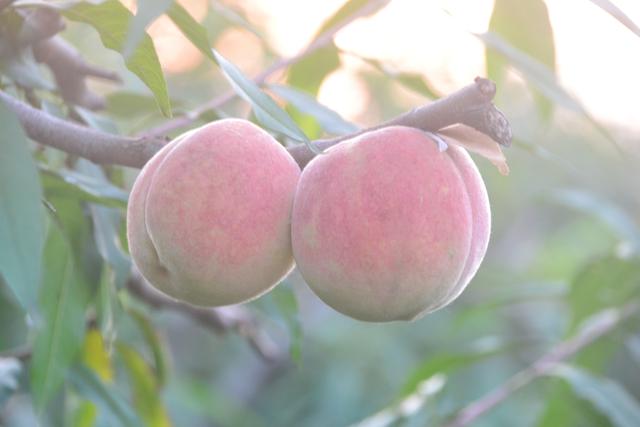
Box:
127 119 300 306
291 126 490 322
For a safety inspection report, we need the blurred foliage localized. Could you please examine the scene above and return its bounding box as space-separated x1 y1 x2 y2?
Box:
0 0 639 426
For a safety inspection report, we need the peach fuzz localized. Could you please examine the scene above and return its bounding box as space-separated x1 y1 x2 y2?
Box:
291 126 490 322
127 119 300 306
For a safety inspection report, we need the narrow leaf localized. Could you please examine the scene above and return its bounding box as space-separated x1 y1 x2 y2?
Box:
270 286 303 363
588 0 640 38
566 255 640 332
488 0 555 119
62 0 171 116
70 401 98 427
167 1 214 60
316 0 389 37
31 223 89 409
477 31 619 151
287 0 389 95
551 365 640 427
401 338 508 395
117 343 172 427
356 55 440 99
550 189 640 250
128 309 168 387
40 166 129 209
270 84 359 135
69 364 142 427
82 329 114 383
0 99 45 311
75 160 131 289
439 124 510 175
122 0 173 58
211 49 315 150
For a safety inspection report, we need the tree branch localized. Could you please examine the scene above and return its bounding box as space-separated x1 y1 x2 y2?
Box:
9 7 121 110
442 302 640 427
33 36 121 110
0 77 510 169
142 0 392 138
288 77 510 168
0 90 165 168
126 267 281 362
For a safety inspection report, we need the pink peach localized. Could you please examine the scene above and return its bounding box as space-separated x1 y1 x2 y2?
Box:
127 119 300 306
291 126 490 322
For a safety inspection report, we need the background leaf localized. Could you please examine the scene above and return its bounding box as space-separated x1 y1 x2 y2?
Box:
117 342 172 427
211 49 312 148
166 1 214 60
30 222 89 409
69 364 142 427
122 0 173 58
62 0 171 117
0 99 45 311
551 365 640 427
488 0 555 119
270 84 358 135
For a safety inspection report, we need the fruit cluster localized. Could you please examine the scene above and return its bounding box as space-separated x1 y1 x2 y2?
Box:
127 119 490 322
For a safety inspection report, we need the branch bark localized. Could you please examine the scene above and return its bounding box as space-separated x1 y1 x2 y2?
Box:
441 302 640 427
0 77 510 169
288 77 510 168
0 90 165 168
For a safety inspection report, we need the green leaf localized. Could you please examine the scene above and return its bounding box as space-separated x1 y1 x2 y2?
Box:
211 49 315 150
550 189 640 250
354 55 440 99
75 160 131 289
270 84 358 135
551 365 640 427
211 2 265 40
167 1 214 60
316 0 387 36
270 285 303 363
401 338 509 395
117 343 172 427
61 0 171 117
0 99 45 311
40 166 129 209
31 222 89 409
488 0 555 119
0 357 22 409
70 400 98 427
73 107 120 134
477 31 619 150
287 45 340 95
122 0 173 59
128 309 168 387
106 91 168 118
287 0 388 95
82 328 114 384
567 255 640 332
69 364 142 427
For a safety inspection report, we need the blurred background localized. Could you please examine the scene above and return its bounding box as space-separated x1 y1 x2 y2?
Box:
1 0 639 426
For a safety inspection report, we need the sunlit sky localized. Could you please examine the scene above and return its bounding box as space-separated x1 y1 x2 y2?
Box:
146 0 640 132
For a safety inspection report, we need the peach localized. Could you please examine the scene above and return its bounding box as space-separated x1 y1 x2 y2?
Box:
291 126 490 322
127 119 300 306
